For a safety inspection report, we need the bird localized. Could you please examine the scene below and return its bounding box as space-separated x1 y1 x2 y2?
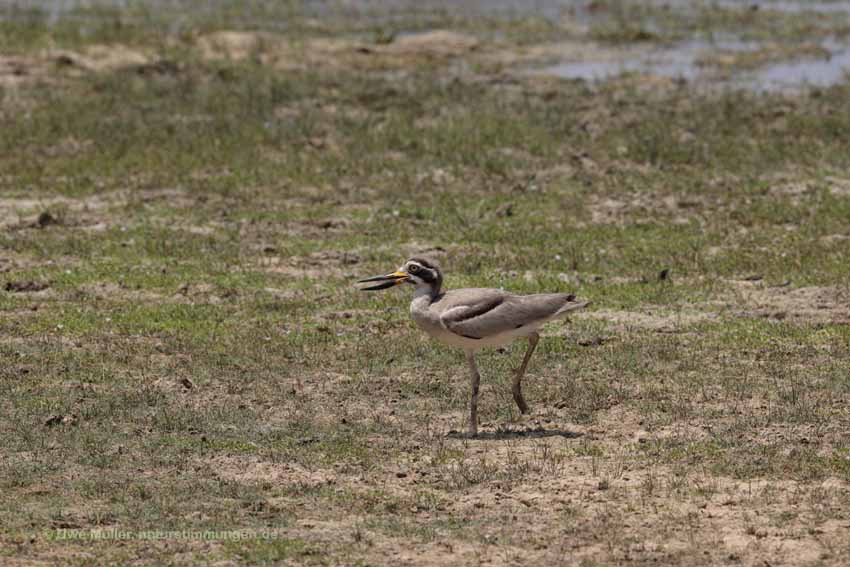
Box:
358 257 589 437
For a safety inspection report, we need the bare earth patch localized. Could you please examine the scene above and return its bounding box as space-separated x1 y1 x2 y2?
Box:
581 308 717 332
207 419 848 567
586 191 716 226
0 44 151 92
258 250 361 279
727 282 850 324
0 54 49 88
195 29 479 71
0 191 124 230
49 45 151 73
204 455 336 489
826 176 850 197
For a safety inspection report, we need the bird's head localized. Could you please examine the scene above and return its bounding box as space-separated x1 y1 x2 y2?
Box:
358 257 443 294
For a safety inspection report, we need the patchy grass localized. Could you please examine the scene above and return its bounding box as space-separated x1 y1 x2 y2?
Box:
586 1 850 44
1 2 850 566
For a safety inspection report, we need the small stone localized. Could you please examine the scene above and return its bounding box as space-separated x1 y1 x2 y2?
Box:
44 415 63 427
36 211 58 227
495 202 514 217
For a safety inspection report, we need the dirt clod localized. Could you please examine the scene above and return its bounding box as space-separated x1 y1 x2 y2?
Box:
578 337 608 347
5 281 49 293
36 211 58 227
44 414 76 427
495 202 514 217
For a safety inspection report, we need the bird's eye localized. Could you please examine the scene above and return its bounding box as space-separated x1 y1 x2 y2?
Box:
408 264 419 273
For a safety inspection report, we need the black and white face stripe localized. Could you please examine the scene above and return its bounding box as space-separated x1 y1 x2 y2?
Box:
404 257 442 289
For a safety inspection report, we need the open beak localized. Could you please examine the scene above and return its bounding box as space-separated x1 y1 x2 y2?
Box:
357 270 409 291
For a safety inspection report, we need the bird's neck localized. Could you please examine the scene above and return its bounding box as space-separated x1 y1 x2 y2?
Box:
413 283 440 304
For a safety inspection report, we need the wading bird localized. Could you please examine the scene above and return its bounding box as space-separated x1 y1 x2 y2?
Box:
359 257 588 437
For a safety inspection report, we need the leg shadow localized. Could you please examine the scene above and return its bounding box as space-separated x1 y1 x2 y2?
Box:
447 427 583 441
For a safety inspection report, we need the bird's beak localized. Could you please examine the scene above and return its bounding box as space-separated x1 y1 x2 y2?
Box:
357 270 409 291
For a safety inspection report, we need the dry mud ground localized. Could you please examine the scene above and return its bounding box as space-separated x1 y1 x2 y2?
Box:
1 2 849 565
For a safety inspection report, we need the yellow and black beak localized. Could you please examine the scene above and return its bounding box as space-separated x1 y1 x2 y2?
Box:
357 270 409 291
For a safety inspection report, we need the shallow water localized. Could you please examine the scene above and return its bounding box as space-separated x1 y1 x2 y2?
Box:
531 39 759 83
709 0 850 14
530 37 850 92
748 42 850 91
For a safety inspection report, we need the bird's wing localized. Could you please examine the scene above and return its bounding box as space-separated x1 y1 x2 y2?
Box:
438 291 573 340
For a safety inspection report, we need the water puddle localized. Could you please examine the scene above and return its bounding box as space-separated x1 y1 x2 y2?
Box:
709 0 850 15
527 38 755 82
523 0 850 91
531 46 701 82
746 41 850 91
527 36 850 92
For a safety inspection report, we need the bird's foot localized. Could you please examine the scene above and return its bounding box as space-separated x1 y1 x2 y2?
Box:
513 412 535 426
513 395 530 415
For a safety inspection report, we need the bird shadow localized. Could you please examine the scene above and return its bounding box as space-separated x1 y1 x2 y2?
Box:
447 428 583 441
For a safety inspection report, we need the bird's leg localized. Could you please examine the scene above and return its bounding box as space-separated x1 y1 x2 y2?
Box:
512 332 539 415
466 350 481 437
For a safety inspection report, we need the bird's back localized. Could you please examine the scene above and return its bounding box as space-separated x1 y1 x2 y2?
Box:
412 288 585 349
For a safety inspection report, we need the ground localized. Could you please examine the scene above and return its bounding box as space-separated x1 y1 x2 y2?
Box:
1 1 849 566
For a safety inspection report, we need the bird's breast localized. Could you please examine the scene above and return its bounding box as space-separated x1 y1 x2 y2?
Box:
409 296 437 329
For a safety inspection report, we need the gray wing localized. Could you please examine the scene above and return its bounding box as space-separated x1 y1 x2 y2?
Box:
437 290 573 340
